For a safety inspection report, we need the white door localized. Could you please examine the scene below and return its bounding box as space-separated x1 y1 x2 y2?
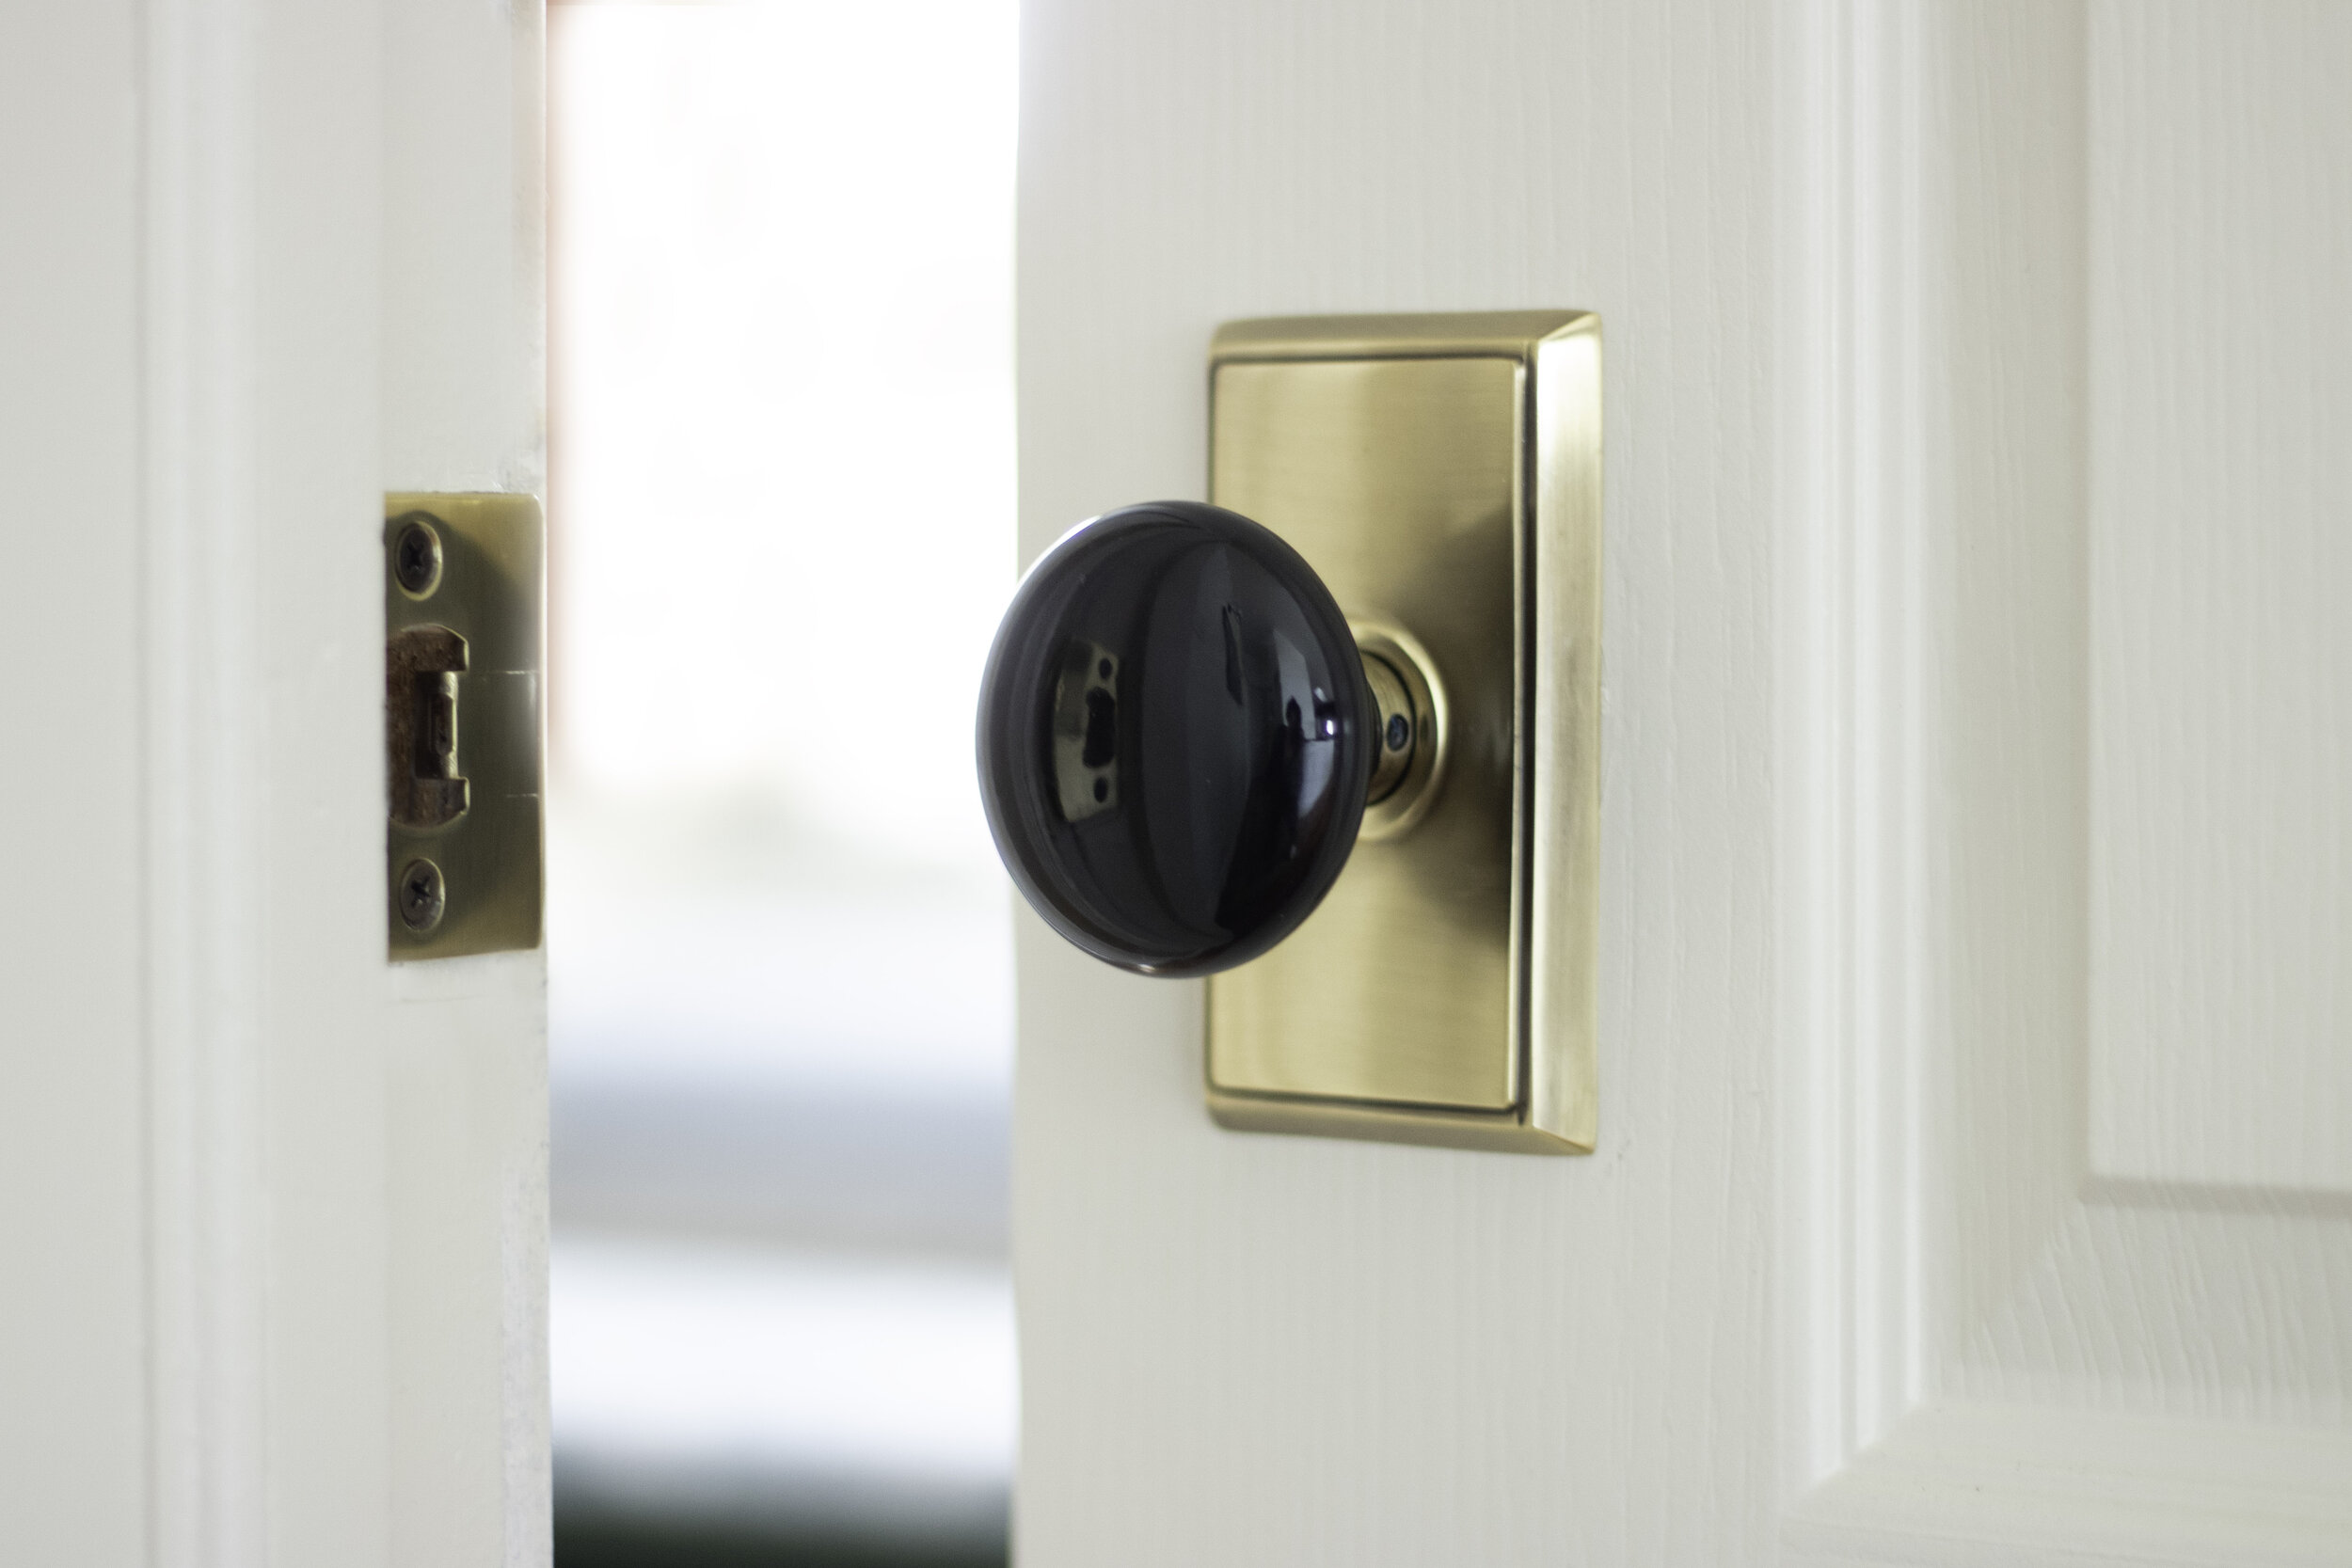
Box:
1014 3 2352 1563
2 5 546 1563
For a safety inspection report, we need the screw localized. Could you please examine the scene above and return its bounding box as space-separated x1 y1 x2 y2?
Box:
392 517 443 597
1386 713 1411 752
397 858 446 933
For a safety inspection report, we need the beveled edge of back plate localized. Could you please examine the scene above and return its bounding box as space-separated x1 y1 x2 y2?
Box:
1201 311 1601 1155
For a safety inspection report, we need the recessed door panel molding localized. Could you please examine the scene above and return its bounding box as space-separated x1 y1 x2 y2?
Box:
1785 5 2352 1561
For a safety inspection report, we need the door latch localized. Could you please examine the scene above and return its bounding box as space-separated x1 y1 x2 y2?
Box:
384 494 544 959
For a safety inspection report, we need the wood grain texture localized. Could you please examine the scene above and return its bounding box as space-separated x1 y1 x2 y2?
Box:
2086 0 2352 1196
1017 0 1775 1561
1788 1402 2352 1567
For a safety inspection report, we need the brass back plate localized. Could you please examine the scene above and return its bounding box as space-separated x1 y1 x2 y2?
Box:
1204 313 1601 1154
385 493 545 960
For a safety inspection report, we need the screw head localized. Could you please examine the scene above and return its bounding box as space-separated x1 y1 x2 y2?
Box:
392 517 443 597
397 858 447 933
1385 713 1411 752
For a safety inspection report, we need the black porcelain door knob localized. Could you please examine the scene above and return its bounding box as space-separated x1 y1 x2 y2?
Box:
975 501 1382 976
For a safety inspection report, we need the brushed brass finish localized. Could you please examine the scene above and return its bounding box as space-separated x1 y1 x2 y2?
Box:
1526 324 1605 1152
385 494 544 959
1203 312 1601 1154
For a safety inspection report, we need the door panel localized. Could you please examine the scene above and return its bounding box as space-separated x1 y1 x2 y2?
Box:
1017 1 2352 1562
2085 1 2352 1196
1017 1 1776 1562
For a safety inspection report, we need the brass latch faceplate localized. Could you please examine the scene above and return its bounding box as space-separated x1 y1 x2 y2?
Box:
384 493 544 959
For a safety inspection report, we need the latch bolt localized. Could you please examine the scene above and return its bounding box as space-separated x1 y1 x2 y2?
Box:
388 625 470 829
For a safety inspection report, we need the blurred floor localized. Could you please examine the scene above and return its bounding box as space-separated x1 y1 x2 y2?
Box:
546 805 1015 1565
551 1239 1013 1567
555 1513 1004 1568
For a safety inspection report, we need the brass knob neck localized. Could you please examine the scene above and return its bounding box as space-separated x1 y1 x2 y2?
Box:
1351 624 1448 840
1363 654 1416 804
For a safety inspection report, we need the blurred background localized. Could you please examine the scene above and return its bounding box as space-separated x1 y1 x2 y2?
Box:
546 3 1019 1563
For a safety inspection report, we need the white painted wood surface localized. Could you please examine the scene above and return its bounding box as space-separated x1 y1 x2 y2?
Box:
0 3 546 1563
1017 2 1776 1561
2087 0 2352 1196
1016 1 2352 1562
2 8 147 1560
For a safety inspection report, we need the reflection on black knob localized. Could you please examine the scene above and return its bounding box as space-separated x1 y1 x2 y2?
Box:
975 501 1373 976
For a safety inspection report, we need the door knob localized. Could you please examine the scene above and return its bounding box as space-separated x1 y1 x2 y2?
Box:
975 500 1443 976
982 312 1600 1154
